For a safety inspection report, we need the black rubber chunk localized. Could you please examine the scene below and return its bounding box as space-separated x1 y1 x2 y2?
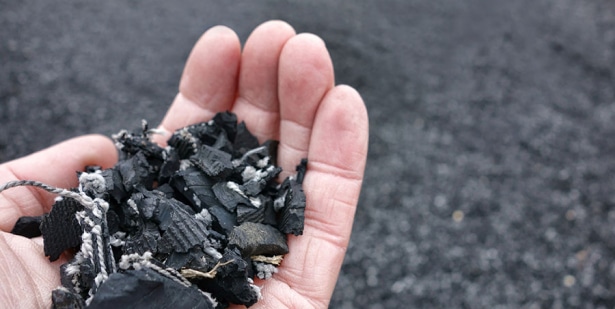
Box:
236 196 268 225
262 140 279 167
106 209 121 237
113 127 165 160
212 181 251 212
228 222 288 258
10 215 43 238
191 144 233 178
295 158 308 185
279 207 305 236
146 193 195 232
167 128 199 159
241 179 266 197
52 288 85 309
243 165 282 196
154 183 175 199
132 190 195 224
170 166 220 212
277 177 307 236
188 122 221 147
163 247 207 270
158 148 180 183
130 191 157 220
124 222 160 255
59 264 76 291
212 111 238 142
100 168 128 203
211 130 233 153
88 268 214 309
117 151 155 192
60 256 97 293
233 122 259 155
261 196 278 226
157 201 210 254
41 197 83 261
117 198 141 231
164 251 192 270
194 248 259 307
207 205 237 236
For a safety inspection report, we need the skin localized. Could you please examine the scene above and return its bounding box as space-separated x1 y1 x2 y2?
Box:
0 20 368 308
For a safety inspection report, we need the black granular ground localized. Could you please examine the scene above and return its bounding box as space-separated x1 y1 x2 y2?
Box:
10 111 307 308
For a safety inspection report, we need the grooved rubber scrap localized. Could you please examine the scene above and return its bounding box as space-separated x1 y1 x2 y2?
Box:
228 222 289 257
130 190 192 224
11 215 43 238
191 144 233 178
157 200 211 254
236 195 269 224
171 165 220 212
41 197 83 261
88 268 214 309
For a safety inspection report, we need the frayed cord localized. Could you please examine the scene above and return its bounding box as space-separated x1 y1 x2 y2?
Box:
0 179 94 208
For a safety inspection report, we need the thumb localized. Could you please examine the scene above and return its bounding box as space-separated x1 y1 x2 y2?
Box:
0 134 118 231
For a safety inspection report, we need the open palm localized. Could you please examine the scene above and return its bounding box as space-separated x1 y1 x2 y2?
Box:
0 21 368 308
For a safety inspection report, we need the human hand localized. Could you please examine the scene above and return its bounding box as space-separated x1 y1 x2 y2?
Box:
0 20 368 308
157 20 368 308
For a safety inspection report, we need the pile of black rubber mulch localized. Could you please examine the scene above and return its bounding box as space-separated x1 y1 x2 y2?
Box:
10 111 307 308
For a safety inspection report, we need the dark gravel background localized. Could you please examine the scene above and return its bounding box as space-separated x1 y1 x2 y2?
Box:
3 1 615 308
